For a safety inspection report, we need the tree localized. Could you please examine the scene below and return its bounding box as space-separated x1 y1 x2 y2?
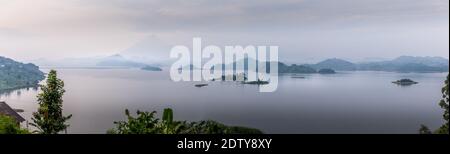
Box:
108 108 186 134
159 108 190 134
419 74 449 134
419 124 431 134
436 74 449 134
30 70 72 134
0 115 29 134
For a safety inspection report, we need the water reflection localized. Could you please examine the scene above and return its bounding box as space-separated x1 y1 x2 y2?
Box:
0 86 39 98
1 69 447 134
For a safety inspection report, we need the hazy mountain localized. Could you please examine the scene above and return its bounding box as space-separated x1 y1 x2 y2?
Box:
311 58 357 71
30 57 100 67
0 56 45 91
30 54 162 69
30 54 448 73
96 54 147 68
278 63 317 73
302 56 448 73
389 56 448 67
358 56 449 72
120 36 173 66
210 58 318 74
358 57 391 63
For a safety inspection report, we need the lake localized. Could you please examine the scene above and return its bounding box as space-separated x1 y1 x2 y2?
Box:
0 69 447 134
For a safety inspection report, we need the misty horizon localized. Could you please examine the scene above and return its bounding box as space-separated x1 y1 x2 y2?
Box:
17 53 450 68
1 0 448 63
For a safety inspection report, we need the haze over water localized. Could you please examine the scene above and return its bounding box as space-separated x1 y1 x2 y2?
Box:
1 69 447 134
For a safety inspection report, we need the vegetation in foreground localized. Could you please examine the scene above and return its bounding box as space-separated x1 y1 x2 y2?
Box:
108 108 263 134
0 115 29 134
30 70 72 134
1 70 261 134
420 74 449 134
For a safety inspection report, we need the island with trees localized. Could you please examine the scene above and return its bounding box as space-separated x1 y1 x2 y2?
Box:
318 68 336 74
392 79 419 86
141 65 163 71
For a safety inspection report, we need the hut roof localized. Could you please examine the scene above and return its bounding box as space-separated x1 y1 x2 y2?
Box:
0 101 25 123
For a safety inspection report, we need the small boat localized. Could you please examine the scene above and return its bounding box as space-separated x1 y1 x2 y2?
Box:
242 79 269 85
195 84 209 87
14 109 25 113
291 76 305 79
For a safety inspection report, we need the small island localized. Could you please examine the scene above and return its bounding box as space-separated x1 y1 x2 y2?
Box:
318 68 336 74
141 65 162 71
392 79 418 85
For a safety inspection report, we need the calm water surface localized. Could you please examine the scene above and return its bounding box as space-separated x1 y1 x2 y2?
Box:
0 69 447 134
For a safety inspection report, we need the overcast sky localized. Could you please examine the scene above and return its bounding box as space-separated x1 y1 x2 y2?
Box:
0 0 448 63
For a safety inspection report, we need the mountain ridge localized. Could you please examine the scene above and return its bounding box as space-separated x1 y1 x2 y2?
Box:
0 56 45 91
309 56 448 73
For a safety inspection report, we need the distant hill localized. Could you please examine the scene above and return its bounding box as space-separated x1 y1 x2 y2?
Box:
96 54 148 68
120 35 174 65
0 56 45 91
390 56 448 67
357 56 449 72
311 58 357 71
304 56 448 73
30 55 448 73
210 58 318 74
277 63 317 73
30 54 162 70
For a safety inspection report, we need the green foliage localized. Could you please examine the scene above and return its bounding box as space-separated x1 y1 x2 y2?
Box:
162 108 173 124
160 108 185 134
436 74 449 134
420 74 449 134
108 109 160 134
0 115 29 134
109 108 263 134
30 70 72 134
419 124 432 134
185 120 263 134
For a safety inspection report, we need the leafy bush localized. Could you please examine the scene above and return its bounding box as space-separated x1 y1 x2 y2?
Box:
0 115 29 134
108 108 263 134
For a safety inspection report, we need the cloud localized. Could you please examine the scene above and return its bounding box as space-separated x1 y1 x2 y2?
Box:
0 0 448 62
